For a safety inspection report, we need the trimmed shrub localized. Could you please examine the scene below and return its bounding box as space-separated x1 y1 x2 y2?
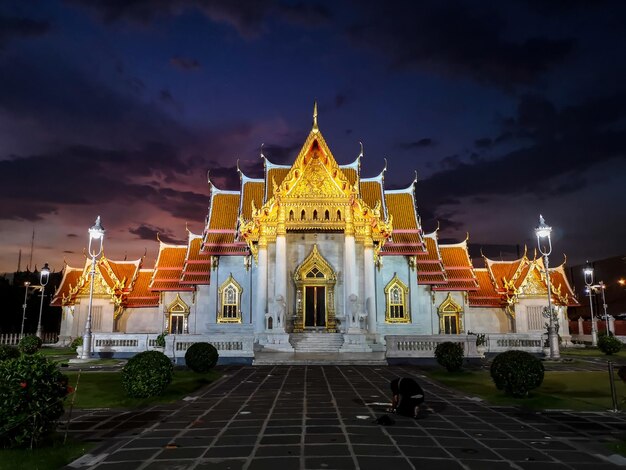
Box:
18 335 42 355
490 350 544 398
0 345 20 362
121 351 173 398
434 342 464 372
70 337 83 352
598 334 622 355
185 342 219 373
0 354 69 448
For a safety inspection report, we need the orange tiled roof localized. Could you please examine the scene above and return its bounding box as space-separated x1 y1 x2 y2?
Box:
50 267 83 306
150 243 191 291
416 232 446 284
436 242 479 291
487 258 525 292
266 167 290 200
240 180 264 220
342 168 357 187
105 259 141 292
360 180 385 214
203 191 248 255
550 265 580 307
383 190 425 255
125 270 159 308
181 234 211 285
469 269 504 307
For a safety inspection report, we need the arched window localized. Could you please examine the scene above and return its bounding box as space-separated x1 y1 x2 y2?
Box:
384 274 410 323
313 209 318 220
289 210 294 221
324 209 330 220
301 209 306 220
165 294 190 334
438 293 463 334
218 274 242 323
337 210 341 221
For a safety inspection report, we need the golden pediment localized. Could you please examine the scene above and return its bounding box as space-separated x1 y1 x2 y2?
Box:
518 268 548 297
286 150 347 199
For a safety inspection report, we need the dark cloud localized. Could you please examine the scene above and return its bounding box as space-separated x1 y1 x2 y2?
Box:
66 234 78 238
399 138 435 150
474 138 492 148
0 14 50 49
70 0 330 37
170 56 201 71
129 224 185 244
468 243 522 261
348 1 574 88
0 144 206 221
417 92 626 222
261 142 302 165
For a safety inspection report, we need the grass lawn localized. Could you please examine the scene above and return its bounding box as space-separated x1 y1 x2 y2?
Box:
0 437 95 470
426 369 626 411
64 368 221 409
560 348 626 359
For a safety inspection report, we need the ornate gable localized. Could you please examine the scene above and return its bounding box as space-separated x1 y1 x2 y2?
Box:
239 105 392 259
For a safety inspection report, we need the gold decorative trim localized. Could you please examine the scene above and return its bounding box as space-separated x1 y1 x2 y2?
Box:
384 273 410 323
438 292 463 334
292 245 337 332
217 274 243 324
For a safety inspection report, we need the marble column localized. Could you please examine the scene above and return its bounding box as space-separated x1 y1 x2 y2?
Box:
344 209 356 320
254 239 268 334
363 236 376 333
274 206 287 332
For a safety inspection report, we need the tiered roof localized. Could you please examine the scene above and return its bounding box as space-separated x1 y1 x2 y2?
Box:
437 240 479 291
468 254 579 308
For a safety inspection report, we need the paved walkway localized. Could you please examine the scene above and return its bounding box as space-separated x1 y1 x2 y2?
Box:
64 365 626 470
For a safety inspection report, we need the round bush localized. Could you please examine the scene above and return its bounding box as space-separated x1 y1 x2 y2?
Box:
0 345 20 362
185 342 219 373
0 354 69 448
490 350 544 398
70 337 83 351
18 335 42 355
598 334 622 355
121 351 173 398
434 342 464 372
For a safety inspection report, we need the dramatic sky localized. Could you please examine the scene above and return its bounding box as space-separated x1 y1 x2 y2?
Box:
1 0 625 274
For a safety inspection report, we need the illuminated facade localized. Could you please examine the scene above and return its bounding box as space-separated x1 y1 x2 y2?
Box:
52 106 579 358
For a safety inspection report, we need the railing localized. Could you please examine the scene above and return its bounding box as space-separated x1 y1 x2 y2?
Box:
85 333 254 358
0 333 58 345
385 333 544 358
385 335 479 358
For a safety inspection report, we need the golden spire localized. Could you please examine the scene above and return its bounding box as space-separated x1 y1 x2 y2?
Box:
312 100 319 133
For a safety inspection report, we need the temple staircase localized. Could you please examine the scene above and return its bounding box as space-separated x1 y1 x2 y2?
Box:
289 333 344 352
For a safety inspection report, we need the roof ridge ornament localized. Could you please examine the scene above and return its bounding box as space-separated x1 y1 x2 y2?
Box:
312 100 319 133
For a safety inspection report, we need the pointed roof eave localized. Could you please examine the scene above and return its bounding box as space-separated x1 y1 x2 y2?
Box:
360 169 388 219
238 173 264 220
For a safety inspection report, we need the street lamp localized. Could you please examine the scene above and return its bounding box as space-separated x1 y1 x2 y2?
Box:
21 281 30 337
583 261 598 347
36 264 50 339
598 281 610 334
80 216 105 360
535 215 560 359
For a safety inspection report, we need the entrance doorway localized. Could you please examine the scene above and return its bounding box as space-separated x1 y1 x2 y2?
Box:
293 245 337 332
305 285 326 327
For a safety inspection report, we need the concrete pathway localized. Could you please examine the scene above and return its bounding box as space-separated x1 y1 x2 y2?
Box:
64 365 626 470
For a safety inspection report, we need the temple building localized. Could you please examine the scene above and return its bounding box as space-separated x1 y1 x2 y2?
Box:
52 106 579 360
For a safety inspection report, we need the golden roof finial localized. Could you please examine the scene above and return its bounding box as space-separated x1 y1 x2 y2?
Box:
359 141 364 159
312 100 319 133
260 143 265 159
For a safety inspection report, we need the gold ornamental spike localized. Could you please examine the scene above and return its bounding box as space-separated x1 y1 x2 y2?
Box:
312 100 319 132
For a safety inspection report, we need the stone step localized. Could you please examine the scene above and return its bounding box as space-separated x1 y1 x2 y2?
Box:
253 351 388 365
289 333 344 352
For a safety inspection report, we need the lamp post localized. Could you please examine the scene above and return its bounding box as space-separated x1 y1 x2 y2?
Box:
35 264 50 339
535 215 560 359
80 216 105 360
583 262 598 346
21 281 30 337
598 281 610 334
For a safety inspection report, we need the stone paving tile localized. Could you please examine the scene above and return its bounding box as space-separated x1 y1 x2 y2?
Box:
65 365 626 470
305 457 355 469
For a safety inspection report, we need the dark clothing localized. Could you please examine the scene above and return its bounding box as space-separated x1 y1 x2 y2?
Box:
390 377 424 417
